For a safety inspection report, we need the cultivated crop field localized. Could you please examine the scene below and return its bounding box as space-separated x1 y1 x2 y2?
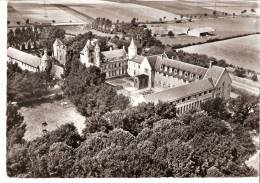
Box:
179 34 260 73
133 0 218 17
157 15 260 46
180 0 259 15
19 100 86 140
8 2 89 25
68 2 180 22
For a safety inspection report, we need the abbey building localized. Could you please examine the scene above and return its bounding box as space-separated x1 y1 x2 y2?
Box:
80 38 231 113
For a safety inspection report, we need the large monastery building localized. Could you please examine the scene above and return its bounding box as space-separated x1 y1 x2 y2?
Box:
80 39 128 79
79 37 232 113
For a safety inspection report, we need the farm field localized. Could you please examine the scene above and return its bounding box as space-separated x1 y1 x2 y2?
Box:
67 2 180 22
19 100 86 140
132 0 219 17
157 16 260 46
7 2 90 26
178 34 260 73
179 0 259 15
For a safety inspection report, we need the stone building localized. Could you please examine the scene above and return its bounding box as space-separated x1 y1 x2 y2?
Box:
7 47 48 72
53 38 67 65
80 39 128 79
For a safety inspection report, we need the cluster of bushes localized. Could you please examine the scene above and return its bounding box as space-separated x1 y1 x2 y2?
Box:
6 95 258 177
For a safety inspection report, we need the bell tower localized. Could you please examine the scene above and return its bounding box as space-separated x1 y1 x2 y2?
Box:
40 49 49 72
128 37 137 59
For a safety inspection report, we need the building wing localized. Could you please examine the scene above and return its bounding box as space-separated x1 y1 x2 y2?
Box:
7 47 41 68
203 65 225 86
145 78 214 103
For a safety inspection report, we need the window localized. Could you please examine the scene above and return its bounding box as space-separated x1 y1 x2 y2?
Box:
182 98 185 102
199 93 202 96
190 73 193 79
188 96 191 100
145 68 149 73
209 90 212 93
119 63 121 67
185 72 188 77
204 91 207 95
174 69 178 74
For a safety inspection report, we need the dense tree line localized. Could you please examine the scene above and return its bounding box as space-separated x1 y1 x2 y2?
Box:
8 27 40 49
7 63 52 103
6 95 258 177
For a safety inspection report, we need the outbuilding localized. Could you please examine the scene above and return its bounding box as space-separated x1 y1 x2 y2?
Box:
187 27 215 37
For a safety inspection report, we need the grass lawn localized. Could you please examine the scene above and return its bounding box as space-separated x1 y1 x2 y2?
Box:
19 99 86 141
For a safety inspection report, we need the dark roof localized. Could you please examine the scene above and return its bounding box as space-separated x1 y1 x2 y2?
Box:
154 56 208 76
130 55 145 64
135 74 149 79
203 66 225 86
146 55 158 70
101 49 127 60
145 78 214 103
7 47 40 68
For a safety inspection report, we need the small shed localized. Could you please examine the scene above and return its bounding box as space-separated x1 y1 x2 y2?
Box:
188 27 215 37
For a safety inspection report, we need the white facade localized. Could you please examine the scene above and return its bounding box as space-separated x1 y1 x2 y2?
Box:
53 39 67 65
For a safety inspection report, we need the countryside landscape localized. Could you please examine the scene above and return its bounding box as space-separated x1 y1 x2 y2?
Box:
6 0 260 179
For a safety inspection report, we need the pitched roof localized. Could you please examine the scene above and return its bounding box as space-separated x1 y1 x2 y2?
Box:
7 47 41 68
203 66 225 86
146 55 158 70
145 78 214 103
129 55 145 64
53 38 63 46
189 27 215 34
155 56 208 76
101 49 127 60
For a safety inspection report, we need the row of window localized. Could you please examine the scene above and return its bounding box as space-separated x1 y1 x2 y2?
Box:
175 90 213 104
107 68 126 78
159 65 202 80
11 59 38 72
177 100 202 114
103 61 127 70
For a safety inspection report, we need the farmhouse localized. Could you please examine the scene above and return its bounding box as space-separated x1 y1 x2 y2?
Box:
80 39 128 79
188 27 215 37
7 47 48 72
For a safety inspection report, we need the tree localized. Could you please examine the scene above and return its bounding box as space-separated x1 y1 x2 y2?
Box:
251 74 258 81
201 97 230 120
234 67 246 78
52 20 56 23
168 31 174 37
25 18 30 24
251 8 256 13
6 104 26 149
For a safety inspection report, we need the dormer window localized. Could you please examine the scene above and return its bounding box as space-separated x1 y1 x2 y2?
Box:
174 69 178 75
190 73 193 79
179 70 182 76
169 67 172 73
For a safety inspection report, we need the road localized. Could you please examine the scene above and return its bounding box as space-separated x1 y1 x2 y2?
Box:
230 74 260 96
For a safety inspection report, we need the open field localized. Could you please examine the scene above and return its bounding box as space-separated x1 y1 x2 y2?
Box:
19 99 86 140
8 2 90 25
179 34 260 73
132 0 220 17
180 0 259 15
68 2 180 22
